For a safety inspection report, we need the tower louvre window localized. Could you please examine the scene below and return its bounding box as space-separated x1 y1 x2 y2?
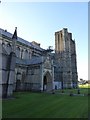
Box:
61 33 62 38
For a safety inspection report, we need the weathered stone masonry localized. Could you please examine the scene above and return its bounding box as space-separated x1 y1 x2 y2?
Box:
0 27 78 97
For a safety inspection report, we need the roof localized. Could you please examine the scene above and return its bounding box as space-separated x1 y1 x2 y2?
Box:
16 56 44 65
0 28 44 51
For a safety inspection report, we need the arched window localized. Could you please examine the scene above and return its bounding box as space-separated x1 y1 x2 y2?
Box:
21 49 23 59
29 51 32 59
25 49 29 59
16 46 20 58
6 43 12 54
2 42 5 46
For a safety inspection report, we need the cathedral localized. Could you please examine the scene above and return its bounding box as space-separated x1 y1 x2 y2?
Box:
0 27 78 98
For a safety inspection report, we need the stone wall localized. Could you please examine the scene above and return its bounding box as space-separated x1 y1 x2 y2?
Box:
15 64 42 92
70 39 78 88
0 35 42 61
54 28 78 89
0 42 16 97
1 49 8 97
15 65 27 91
26 65 41 91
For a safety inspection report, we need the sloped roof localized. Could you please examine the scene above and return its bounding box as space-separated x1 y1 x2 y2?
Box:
16 56 44 65
0 28 44 51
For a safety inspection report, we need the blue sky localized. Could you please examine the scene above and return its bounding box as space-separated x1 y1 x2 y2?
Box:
0 2 88 80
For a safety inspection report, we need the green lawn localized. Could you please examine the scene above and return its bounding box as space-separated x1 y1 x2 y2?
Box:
55 88 89 95
54 84 90 95
79 84 90 88
2 91 89 118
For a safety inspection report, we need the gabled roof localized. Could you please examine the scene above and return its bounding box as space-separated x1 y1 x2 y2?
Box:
0 28 44 51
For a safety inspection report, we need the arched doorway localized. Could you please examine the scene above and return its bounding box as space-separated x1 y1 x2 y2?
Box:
43 71 52 91
43 76 47 91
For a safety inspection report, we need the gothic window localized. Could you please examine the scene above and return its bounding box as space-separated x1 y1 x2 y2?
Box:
29 52 31 59
2 42 5 46
7 43 11 47
21 72 26 83
25 49 28 52
32 49 35 55
16 46 20 58
21 49 23 59
58 34 60 50
25 49 29 59
61 33 62 38
6 43 12 54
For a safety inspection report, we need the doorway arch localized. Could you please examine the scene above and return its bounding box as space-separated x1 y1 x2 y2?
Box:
43 71 52 91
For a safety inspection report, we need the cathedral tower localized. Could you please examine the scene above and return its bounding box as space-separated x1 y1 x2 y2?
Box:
55 28 78 88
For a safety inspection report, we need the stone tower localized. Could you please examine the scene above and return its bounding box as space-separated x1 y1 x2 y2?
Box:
55 28 78 88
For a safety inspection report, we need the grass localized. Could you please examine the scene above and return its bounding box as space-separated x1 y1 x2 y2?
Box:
79 84 90 88
54 84 90 95
55 88 89 95
2 90 89 118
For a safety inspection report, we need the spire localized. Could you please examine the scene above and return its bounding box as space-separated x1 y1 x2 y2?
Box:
12 27 17 39
12 27 17 53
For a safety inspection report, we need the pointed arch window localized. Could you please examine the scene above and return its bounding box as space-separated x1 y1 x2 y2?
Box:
16 46 20 58
7 43 12 54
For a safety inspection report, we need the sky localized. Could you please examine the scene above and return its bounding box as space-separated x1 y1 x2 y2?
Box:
0 2 88 80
